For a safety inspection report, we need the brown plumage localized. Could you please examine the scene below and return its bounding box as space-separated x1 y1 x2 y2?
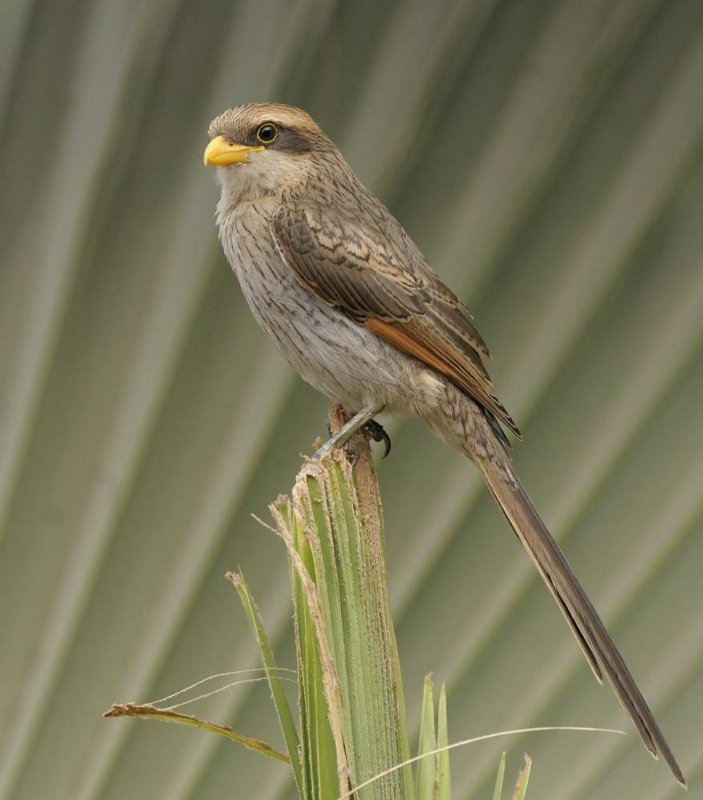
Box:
204 102 685 787
271 200 520 436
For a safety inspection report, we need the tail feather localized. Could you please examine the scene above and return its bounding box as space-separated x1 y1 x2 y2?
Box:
476 451 686 788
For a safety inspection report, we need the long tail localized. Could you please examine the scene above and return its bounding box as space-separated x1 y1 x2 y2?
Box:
474 445 686 787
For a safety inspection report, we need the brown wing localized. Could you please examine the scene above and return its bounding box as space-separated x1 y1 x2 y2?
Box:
271 201 520 437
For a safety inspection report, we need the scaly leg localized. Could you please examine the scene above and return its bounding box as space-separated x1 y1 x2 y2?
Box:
314 405 385 459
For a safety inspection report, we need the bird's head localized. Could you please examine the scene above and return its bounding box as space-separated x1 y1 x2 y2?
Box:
204 103 337 202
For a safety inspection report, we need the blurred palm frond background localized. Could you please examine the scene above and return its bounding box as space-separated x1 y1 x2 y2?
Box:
1 1 701 798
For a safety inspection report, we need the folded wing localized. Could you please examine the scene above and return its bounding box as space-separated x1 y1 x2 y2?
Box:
271 201 520 437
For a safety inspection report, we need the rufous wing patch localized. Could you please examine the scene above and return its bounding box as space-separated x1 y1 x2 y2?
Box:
365 317 521 437
366 317 458 381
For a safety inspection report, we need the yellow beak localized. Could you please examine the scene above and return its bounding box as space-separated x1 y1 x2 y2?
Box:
203 135 264 166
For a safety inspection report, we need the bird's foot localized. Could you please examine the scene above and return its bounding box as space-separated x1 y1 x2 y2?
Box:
339 420 390 465
314 405 385 460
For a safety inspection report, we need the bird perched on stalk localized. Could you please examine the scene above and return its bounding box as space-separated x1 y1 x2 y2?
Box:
204 102 685 787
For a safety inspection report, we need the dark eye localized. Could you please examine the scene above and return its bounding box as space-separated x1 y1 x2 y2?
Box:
256 123 278 144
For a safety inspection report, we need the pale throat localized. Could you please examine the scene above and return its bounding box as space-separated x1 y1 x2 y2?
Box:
216 150 315 206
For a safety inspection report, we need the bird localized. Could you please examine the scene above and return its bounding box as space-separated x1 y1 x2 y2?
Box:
203 102 685 787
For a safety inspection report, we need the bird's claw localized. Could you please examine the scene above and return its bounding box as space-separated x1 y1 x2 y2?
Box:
362 419 391 459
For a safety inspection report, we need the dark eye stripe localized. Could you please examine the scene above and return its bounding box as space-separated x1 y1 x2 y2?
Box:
270 128 312 153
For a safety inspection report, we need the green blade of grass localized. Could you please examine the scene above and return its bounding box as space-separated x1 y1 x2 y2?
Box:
492 752 506 800
227 570 304 796
436 684 451 800
416 675 436 800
